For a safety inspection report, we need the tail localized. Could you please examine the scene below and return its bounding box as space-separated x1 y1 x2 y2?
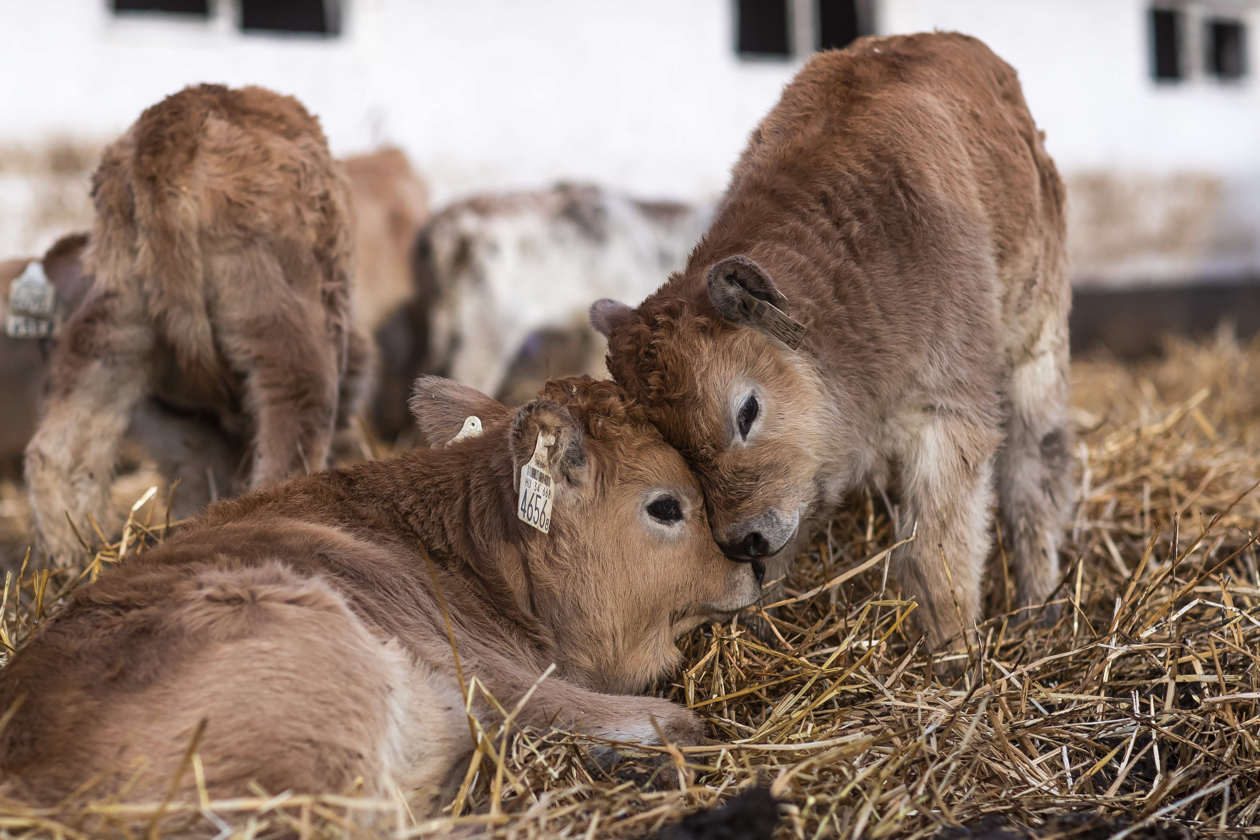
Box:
131 176 227 401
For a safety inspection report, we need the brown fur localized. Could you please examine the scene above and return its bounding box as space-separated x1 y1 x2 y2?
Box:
341 147 430 335
23 85 369 564
0 377 761 816
593 33 1072 666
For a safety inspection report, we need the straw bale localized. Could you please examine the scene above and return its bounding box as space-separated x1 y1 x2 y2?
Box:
1 330 1258 838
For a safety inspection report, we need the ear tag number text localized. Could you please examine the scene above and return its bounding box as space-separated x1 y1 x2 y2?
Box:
518 432 555 534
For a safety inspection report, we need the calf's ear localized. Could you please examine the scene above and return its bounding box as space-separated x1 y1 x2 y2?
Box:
409 376 513 448
509 399 587 492
590 299 636 337
43 232 91 316
707 255 790 322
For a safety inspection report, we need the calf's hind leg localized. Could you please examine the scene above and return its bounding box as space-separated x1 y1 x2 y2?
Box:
212 248 343 488
129 401 246 520
25 289 155 564
998 319 1072 621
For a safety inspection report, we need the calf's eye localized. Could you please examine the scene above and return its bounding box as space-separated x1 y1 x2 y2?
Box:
737 395 759 439
647 497 683 523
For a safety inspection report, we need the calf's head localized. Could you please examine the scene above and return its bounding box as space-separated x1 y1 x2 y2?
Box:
410 374 764 694
591 256 830 563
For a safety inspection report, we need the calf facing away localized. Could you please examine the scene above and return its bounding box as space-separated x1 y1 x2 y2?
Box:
24 84 369 565
0 377 761 815
592 33 1071 668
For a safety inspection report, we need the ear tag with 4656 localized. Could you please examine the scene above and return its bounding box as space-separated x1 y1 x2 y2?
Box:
518 432 555 534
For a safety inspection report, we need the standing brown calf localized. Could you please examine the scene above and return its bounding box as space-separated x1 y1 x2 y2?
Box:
24 84 367 564
340 147 430 337
0 377 761 816
592 33 1071 668
0 234 91 477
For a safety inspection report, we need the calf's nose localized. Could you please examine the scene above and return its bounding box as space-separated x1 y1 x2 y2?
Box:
721 531 772 561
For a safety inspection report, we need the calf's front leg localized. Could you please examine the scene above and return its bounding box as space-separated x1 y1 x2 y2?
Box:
25 289 155 564
471 659 705 755
890 409 1000 678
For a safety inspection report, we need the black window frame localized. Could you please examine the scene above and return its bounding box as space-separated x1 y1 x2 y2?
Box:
239 0 341 37
110 0 210 17
1206 17 1247 80
735 0 792 60
817 0 865 52
1151 6 1185 81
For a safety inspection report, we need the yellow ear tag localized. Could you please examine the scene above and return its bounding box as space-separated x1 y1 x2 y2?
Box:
446 415 483 446
517 432 555 534
735 287 807 350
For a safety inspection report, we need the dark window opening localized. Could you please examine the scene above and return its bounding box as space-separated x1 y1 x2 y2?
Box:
240 0 339 36
112 0 209 15
1151 7 1183 80
818 0 865 51
737 0 791 58
1207 18 1247 79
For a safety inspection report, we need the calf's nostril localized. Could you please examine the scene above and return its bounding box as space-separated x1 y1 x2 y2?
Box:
720 531 772 561
750 532 771 556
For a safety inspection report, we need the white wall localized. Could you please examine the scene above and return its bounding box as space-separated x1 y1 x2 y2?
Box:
2 0 1259 283
881 0 1260 173
0 0 801 205
881 0 1260 285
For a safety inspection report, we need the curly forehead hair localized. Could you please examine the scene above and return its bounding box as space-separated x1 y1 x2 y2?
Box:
603 295 729 405
539 376 652 444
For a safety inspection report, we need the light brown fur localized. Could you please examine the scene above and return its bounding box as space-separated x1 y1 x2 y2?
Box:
592 33 1072 668
23 85 369 564
0 377 761 818
341 147 430 335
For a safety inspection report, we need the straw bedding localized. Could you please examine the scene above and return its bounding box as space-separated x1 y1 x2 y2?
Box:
0 330 1257 838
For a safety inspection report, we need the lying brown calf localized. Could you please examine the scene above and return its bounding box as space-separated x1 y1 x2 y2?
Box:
0 377 761 814
592 33 1071 666
24 84 367 564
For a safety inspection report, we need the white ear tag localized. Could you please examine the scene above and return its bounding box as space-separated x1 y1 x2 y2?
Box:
736 287 807 350
517 432 555 534
6 261 56 339
446 415 483 446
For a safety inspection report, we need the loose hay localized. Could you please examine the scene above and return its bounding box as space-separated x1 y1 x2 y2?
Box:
1 331 1258 838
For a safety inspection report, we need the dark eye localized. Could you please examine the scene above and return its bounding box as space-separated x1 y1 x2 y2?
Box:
737 395 759 438
647 496 683 523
